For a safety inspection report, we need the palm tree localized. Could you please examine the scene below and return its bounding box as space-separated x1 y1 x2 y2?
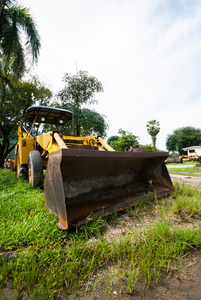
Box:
146 120 160 150
0 0 40 79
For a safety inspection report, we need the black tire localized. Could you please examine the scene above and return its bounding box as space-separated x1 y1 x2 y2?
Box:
17 151 27 178
28 150 43 187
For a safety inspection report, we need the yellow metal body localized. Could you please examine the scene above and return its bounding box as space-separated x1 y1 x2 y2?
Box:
35 132 110 153
15 124 113 171
15 125 36 169
179 154 199 162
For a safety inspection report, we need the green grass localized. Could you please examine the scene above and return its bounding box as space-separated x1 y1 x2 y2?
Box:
166 161 197 165
1 169 201 299
170 172 201 177
168 163 201 177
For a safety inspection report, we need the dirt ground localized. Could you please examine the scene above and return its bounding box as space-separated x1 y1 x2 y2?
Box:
171 174 201 189
81 248 201 300
57 248 201 300
2 174 201 300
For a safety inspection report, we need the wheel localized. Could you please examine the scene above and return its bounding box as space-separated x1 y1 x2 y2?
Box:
17 151 27 178
28 150 43 187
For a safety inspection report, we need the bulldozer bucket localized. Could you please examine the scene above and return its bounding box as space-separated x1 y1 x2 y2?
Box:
44 149 174 230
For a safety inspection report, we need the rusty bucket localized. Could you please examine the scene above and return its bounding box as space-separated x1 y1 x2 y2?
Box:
44 149 174 230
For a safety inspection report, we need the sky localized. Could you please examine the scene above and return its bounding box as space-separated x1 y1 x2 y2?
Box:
21 0 201 150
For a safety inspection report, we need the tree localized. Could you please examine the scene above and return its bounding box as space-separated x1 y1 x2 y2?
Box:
107 135 119 145
109 128 139 151
139 144 155 152
45 102 108 137
78 108 108 137
0 1 43 167
146 120 160 150
166 126 201 154
57 70 106 136
0 0 40 80
0 76 52 167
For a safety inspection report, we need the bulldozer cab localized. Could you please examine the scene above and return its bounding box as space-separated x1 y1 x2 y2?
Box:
15 106 73 176
15 105 174 230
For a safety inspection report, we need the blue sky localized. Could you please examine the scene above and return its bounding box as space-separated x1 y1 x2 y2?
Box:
22 0 201 150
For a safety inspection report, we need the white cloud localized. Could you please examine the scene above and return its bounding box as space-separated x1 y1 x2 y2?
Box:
23 0 201 150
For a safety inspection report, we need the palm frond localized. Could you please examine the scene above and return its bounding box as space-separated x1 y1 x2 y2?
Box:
11 39 25 79
10 5 40 62
0 2 40 79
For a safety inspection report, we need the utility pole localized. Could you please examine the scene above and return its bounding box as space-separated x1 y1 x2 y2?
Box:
72 60 78 135
72 101 75 135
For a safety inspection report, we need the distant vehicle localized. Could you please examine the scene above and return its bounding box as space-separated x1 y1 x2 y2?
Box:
180 146 201 161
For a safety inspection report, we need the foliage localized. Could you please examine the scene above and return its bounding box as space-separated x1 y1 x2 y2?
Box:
169 152 180 158
118 128 127 135
0 76 52 167
57 70 105 136
59 70 103 105
0 0 40 80
139 144 155 152
79 107 108 137
166 126 201 155
109 128 139 151
0 0 42 166
107 135 119 145
146 120 160 150
43 101 108 137
146 120 160 137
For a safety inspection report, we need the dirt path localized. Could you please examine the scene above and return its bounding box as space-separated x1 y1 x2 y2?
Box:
116 248 201 300
167 164 195 169
111 248 201 300
170 174 201 189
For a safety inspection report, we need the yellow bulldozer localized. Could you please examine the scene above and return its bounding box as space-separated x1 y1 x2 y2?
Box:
15 106 174 230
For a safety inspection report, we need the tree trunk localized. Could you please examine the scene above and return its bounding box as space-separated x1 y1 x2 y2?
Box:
0 140 16 168
0 155 4 168
152 136 157 150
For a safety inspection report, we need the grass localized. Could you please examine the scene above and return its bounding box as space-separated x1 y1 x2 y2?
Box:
167 162 201 177
1 169 201 299
171 173 201 177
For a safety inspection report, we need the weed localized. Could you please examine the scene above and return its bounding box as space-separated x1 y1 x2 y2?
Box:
123 263 139 293
169 183 201 220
